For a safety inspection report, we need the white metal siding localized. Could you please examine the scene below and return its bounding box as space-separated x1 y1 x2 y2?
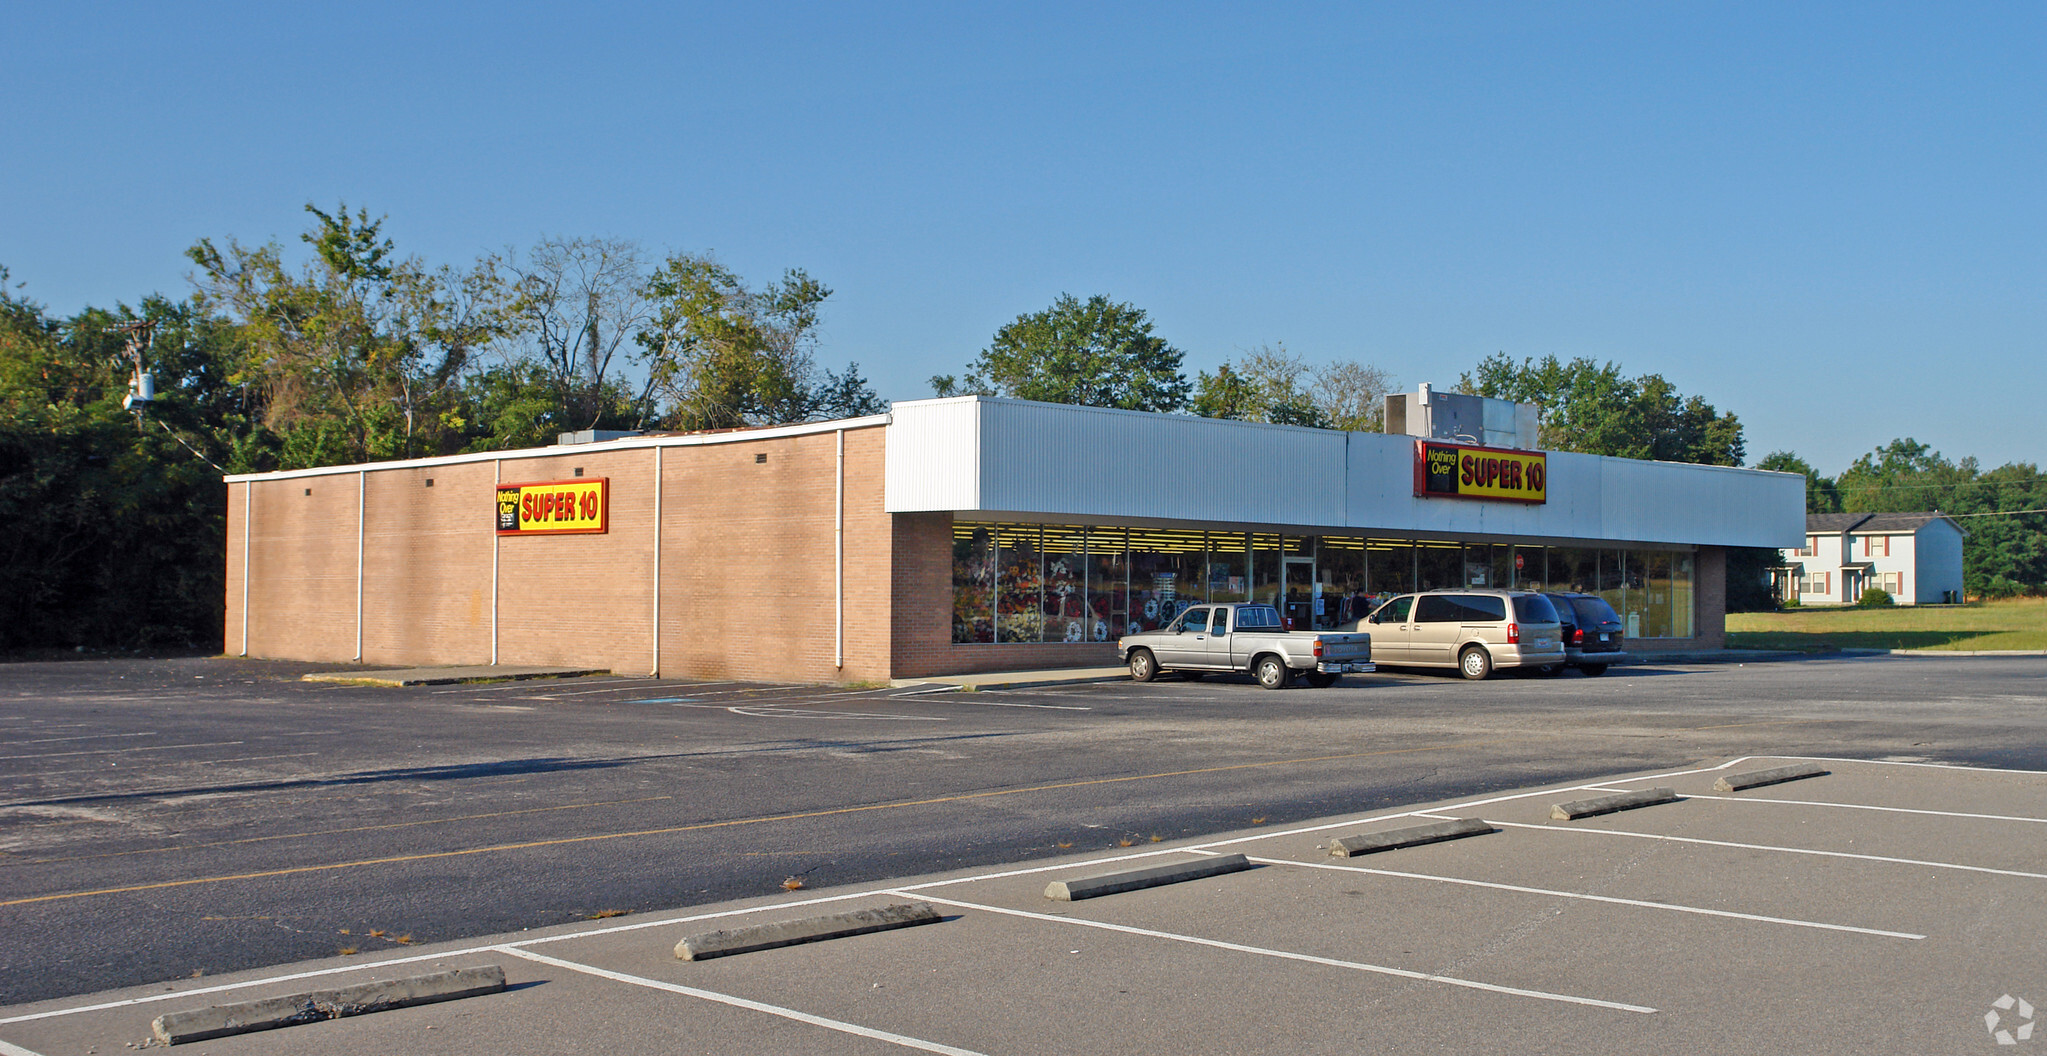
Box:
890 397 1804 548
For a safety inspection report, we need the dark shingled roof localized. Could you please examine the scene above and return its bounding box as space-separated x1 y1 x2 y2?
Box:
1804 511 1963 535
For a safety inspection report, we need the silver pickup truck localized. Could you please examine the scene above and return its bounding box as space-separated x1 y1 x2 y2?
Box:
1118 602 1374 689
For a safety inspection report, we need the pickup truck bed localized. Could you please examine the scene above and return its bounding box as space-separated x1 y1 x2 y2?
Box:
1117 602 1373 689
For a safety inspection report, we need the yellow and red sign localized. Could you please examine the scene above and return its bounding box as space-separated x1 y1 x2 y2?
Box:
496 478 608 535
1414 441 1547 504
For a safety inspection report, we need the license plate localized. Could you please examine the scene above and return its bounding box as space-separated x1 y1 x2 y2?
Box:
1598 633 1609 642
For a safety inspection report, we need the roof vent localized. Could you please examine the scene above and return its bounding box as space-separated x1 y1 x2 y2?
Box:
555 430 643 446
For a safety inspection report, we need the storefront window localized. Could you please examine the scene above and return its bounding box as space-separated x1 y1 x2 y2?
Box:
1085 526 1126 645
1367 540 1413 600
1417 541 1463 591
1040 525 1089 643
1251 533 1283 608
951 523 995 643
1318 537 1369 628
1670 552 1694 638
1128 527 1205 634
1206 532 1248 604
949 522 1697 644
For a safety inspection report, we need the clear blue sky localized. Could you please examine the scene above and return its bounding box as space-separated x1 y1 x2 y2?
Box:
5 2 2042 473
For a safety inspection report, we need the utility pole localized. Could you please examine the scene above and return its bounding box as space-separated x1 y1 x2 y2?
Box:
106 318 156 416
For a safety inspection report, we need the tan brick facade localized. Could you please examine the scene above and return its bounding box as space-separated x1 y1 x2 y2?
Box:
227 425 896 683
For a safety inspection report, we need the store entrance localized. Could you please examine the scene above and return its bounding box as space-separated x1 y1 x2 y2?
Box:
1282 558 1317 631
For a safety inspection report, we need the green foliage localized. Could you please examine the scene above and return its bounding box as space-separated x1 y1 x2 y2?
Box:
951 293 1190 412
1459 353 1744 465
1756 450 1842 513
1771 438 2047 598
0 277 231 650
1857 586 1897 608
1191 346 1395 431
637 253 877 430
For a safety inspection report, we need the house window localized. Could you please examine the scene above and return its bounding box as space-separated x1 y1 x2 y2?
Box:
1797 536 1816 557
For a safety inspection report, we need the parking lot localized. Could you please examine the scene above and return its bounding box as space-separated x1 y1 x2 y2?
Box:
5 752 2044 1054
3 654 2045 1051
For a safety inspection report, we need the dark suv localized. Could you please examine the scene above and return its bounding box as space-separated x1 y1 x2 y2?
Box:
1541 592 1627 676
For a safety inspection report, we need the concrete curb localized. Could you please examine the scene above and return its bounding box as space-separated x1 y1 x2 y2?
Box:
1551 787 1679 820
1044 853 1251 901
1889 649 2047 657
1714 762 1829 792
302 666 610 687
674 902 941 961
151 965 505 1045
1326 818 1495 857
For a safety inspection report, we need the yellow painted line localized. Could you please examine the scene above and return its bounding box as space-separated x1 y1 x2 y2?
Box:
18 796 679 866
1684 719 1821 731
2 736 1516 907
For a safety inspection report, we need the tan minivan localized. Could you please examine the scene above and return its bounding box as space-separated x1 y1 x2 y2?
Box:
1361 590 1566 679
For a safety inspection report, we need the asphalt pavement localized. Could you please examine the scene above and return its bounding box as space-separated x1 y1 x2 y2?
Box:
2 653 2044 1043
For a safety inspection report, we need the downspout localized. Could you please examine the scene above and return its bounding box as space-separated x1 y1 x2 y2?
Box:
652 446 662 677
491 459 501 666
354 470 365 661
835 428 845 671
240 480 252 657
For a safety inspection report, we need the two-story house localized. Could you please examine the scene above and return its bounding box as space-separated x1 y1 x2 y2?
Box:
1778 512 1966 605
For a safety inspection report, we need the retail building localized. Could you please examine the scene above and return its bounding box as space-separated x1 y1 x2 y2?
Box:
223 395 1806 682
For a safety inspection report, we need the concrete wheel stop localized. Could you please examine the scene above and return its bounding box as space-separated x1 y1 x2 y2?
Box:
150 965 506 1045
675 902 942 961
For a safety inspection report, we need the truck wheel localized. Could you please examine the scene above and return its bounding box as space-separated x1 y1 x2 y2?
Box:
1304 671 1338 688
1128 649 1158 683
1254 655 1291 690
1578 663 1608 677
1458 646 1493 681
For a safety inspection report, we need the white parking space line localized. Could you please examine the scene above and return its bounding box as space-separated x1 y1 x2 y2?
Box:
496 947 989 1055
0 763 1756 1027
0 741 245 762
1772 755 2047 776
1679 792 2047 825
0 1037 50 1056
899 892 1657 1014
1244 856 1925 939
1478 820 2047 880
916 699 1092 711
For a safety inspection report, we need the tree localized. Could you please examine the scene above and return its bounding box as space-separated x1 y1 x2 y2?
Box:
487 236 654 434
1309 359 1396 433
0 274 240 649
188 203 499 466
1459 353 1744 466
1191 344 1328 426
1191 344 1395 430
942 294 1190 412
1755 450 1842 513
637 253 880 429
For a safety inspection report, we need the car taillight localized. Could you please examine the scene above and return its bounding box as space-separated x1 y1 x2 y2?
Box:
1572 628 1584 644
1507 622 1519 644
1313 639 1324 658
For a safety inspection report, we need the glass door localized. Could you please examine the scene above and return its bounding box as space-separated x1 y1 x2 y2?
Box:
1282 558 1317 631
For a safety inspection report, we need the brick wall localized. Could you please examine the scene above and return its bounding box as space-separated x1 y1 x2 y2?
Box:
226 425 894 682
235 475 361 661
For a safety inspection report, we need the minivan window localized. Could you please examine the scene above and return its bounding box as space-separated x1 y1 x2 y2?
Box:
1459 595 1507 621
1513 595 1559 623
1570 596 1621 625
1374 596 1413 624
1414 596 1459 623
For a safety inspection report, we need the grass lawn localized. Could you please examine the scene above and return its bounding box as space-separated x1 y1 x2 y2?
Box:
1726 597 2047 652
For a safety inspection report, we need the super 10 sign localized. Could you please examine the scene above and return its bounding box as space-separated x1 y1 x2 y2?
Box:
496 478 608 535
1414 441 1547 504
